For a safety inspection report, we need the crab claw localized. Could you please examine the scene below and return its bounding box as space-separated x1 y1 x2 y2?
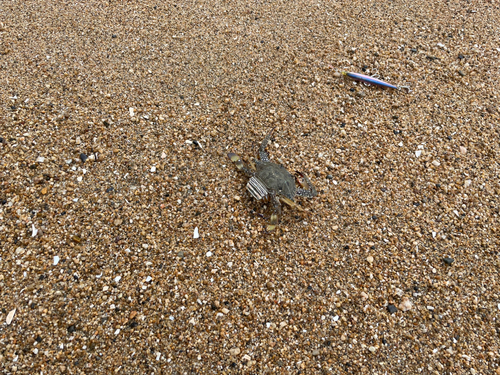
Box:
294 171 309 189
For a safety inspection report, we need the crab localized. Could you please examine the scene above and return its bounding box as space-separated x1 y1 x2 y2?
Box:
227 129 317 231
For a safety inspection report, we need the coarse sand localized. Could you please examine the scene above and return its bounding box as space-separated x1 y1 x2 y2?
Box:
1 0 499 374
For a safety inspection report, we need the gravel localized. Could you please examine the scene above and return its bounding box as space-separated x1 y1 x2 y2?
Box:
1 0 499 374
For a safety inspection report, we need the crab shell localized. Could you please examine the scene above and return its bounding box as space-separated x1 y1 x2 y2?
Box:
247 161 296 201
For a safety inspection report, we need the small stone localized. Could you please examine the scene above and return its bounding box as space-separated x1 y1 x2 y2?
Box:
399 297 413 312
36 156 45 163
459 146 467 154
177 251 185 258
229 348 240 356
415 150 422 157
366 256 374 264
443 257 454 265
53 256 60 265
312 349 320 356
266 281 274 290
387 304 398 314
150 166 156 173
206 251 213 257
368 346 377 353
464 180 471 188
41 187 48 195
432 160 440 167
221 308 229 314
67 324 77 333
114 219 122 226
242 354 251 362
193 227 199 239
79 153 88 162
326 174 333 179
6 308 16 325
161 152 167 159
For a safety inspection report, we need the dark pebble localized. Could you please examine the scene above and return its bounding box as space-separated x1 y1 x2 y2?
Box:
443 257 454 265
112 34 117 38
387 304 398 314
410 48 417 53
35 335 42 343
0 137 5 144
326 174 333 180
106 187 114 193
67 325 77 333
458 54 464 59
79 153 88 162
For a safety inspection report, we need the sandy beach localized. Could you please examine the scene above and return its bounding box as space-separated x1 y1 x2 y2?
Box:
1 0 499 373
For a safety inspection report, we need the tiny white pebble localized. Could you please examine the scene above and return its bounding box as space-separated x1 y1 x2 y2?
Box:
114 276 121 283
31 224 38 237
53 256 60 265
146 276 152 282
129 108 135 117
415 150 422 157
206 251 213 257
77 176 83 182
161 152 167 159
193 227 199 239
36 156 45 163
114 329 120 335
427 306 434 310
333 316 339 321
6 308 16 325
151 166 156 173
169 316 174 321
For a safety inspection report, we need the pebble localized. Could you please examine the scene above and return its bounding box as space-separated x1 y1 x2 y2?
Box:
193 227 199 239
206 251 212 257
36 156 45 163
229 348 240 356
399 297 413 312
366 256 374 264
80 153 88 162
387 304 398 314
443 257 454 265
368 346 377 353
459 146 467 154
150 166 156 173
53 256 60 265
6 308 16 325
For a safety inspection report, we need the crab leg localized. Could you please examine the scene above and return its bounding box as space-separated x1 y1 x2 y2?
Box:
227 153 254 177
266 192 282 231
280 196 305 212
258 128 274 162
